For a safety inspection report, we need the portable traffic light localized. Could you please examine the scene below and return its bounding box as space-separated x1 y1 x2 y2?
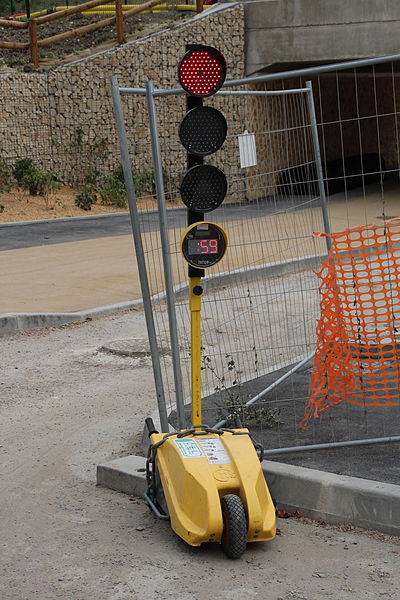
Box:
177 44 228 427
178 44 228 275
142 49 277 558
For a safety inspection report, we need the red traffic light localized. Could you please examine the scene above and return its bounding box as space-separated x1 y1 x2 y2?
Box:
178 45 226 97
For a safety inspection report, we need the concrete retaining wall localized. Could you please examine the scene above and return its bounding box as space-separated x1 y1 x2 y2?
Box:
245 0 400 75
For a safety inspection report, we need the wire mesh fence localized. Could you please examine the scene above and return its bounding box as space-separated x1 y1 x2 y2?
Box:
114 58 400 475
114 82 328 432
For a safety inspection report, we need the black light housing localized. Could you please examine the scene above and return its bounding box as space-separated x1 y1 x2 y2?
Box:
180 165 227 213
179 106 227 156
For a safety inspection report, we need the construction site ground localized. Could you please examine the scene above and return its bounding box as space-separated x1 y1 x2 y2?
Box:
1 310 399 599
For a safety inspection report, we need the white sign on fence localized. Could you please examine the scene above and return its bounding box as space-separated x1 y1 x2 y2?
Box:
238 130 257 168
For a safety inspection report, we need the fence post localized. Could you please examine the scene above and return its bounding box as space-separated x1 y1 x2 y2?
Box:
110 75 169 432
145 80 186 430
305 80 331 251
115 0 124 44
29 19 39 68
196 0 203 13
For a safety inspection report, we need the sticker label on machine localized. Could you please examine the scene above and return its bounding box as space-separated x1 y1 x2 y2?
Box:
197 438 231 464
174 438 204 458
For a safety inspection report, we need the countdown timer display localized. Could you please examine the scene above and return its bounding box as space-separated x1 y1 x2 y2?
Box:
180 222 228 268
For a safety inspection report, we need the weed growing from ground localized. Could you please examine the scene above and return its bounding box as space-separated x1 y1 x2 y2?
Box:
202 353 282 428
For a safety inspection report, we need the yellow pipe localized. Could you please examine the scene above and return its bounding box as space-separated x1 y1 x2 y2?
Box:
189 276 202 427
12 4 194 19
30 9 47 17
59 4 195 12
81 7 195 13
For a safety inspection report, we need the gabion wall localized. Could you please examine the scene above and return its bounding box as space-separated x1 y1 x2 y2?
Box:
0 5 245 188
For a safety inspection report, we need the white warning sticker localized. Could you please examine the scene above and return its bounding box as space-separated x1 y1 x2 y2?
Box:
174 438 204 458
197 438 231 465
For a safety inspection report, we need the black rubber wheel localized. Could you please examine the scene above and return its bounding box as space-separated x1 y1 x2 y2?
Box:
220 494 247 559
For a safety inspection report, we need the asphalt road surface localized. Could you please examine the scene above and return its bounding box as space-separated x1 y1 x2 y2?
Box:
0 196 319 251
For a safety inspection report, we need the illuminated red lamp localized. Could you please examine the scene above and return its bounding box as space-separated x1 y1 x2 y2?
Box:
178 45 227 97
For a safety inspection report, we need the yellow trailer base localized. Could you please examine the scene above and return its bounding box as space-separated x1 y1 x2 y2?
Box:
148 428 276 550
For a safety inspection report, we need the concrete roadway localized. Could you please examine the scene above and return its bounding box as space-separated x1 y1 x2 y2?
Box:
1 184 398 315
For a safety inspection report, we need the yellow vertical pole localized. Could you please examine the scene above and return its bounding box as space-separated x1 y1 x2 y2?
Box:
189 276 202 427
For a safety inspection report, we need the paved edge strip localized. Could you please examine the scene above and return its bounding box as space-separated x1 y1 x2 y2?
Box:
96 455 400 537
0 205 185 229
0 211 129 228
0 194 269 229
0 299 144 335
0 253 326 334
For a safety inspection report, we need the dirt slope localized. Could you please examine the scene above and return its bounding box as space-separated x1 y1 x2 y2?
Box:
0 10 187 70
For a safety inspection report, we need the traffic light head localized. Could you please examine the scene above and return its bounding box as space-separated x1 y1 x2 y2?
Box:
180 164 227 213
179 106 227 156
178 44 228 272
178 44 227 97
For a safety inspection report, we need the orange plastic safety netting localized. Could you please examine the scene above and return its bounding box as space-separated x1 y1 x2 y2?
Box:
302 219 400 428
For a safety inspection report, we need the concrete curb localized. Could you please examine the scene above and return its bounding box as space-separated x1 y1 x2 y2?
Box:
264 460 400 536
97 455 148 497
0 299 145 335
97 455 400 537
0 211 129 228
0 204 185 229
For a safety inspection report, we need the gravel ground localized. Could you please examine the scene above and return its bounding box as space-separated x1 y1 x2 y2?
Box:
1 310 399 600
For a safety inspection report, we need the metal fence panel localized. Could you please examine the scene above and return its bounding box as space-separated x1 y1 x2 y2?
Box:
114 56 400 461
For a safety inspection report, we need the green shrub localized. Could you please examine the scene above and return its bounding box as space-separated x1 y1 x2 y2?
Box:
13 158 35 186
21 169 59 197
75 183 97 211
133 169 156 197
98 174 127 209
84 169 101 186
113 165 125 183
13 159 59 197
114 165 175 201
